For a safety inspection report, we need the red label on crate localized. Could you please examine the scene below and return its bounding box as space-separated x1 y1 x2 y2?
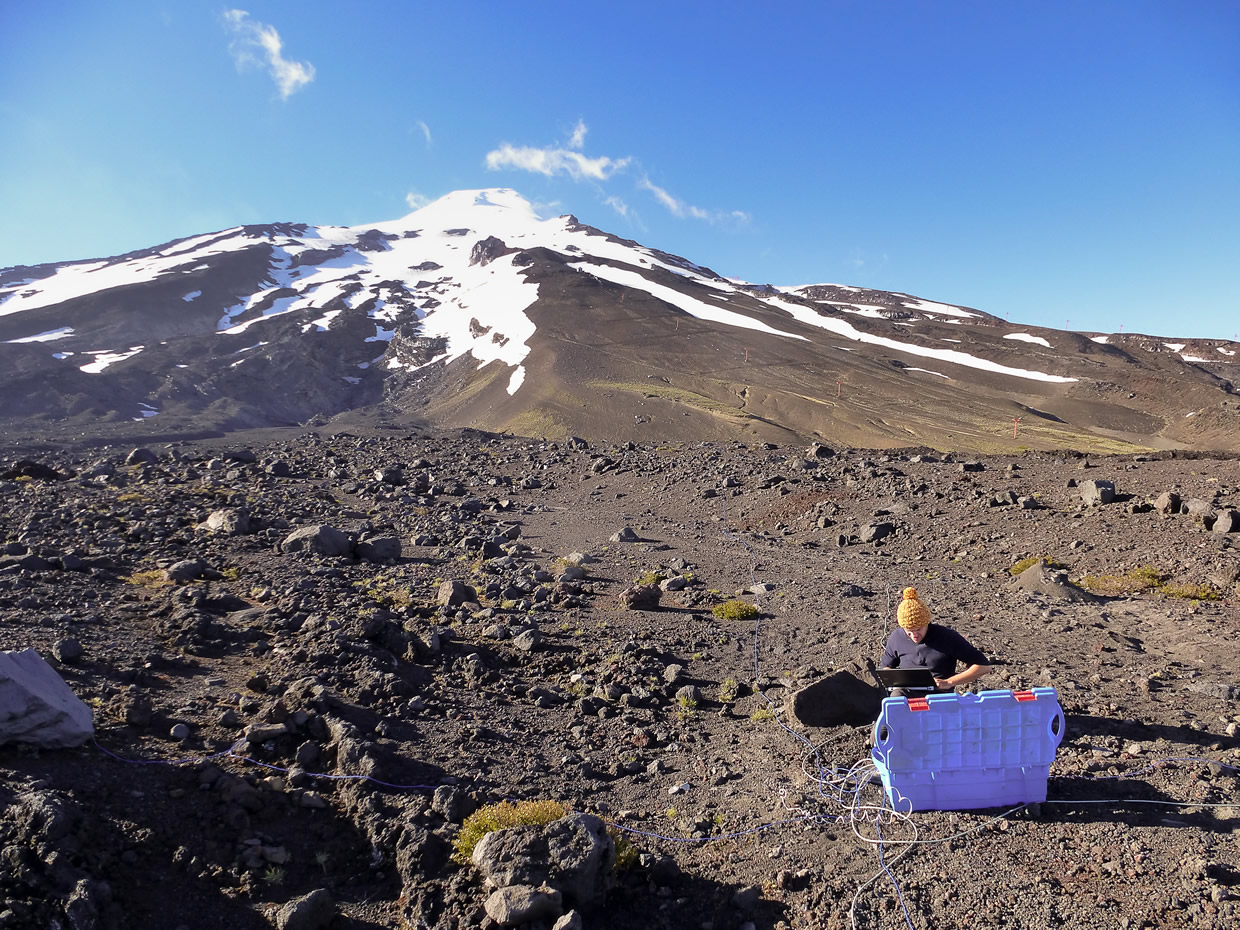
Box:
907 697 930 711
1013 690 1036 702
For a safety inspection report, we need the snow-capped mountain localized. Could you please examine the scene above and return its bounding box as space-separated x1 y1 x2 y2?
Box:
2 189 1237 452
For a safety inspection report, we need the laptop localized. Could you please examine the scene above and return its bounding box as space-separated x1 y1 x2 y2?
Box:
873 667 937 691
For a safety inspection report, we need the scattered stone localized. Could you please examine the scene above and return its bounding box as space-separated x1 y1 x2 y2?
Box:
859 522 895 544
437 580 476 607
675 685 703 705
1213 510 1240 534
280 525 352 557
484 885 563 927
165 559 210 583
610 527 640 543
1153 490 1181 515
1 460 66 481
1080 479 1115 506
618 583 660 610
355 535 402 562
0 649 95 748
512 628 543 652
52 638 83 664
201 508 251 536
275 889 337 930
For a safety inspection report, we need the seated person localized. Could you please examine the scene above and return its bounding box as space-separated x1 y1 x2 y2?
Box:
879 587 990 695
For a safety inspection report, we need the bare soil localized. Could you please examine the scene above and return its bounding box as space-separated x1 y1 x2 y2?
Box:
2 430 1239 930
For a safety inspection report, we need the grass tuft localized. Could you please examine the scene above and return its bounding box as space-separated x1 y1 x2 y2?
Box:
711 599 759 621
452 799 567 864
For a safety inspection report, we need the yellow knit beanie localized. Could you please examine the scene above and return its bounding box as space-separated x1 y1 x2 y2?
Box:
897 587 931 631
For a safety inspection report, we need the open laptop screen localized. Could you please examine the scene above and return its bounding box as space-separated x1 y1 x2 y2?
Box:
873 667 937 689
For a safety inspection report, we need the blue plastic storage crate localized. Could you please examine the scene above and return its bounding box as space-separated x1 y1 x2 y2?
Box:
870 688 1064 812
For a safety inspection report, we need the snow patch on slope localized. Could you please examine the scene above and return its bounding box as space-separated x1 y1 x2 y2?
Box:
1004 333 1051 347
569 262 808 341
4 326 74 343
763 297 1076 383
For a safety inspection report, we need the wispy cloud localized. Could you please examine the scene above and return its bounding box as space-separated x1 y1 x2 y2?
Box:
485 143 630 182
484 122 749 227
415 120 432 147
637 176 749 225
405 191 430 210
223 9 315 100
638 176 709 219
568 118 587 150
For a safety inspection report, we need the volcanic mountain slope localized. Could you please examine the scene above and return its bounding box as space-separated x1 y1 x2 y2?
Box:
2 189 1237 452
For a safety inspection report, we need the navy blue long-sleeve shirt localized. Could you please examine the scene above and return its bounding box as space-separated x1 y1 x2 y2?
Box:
878 624 989 680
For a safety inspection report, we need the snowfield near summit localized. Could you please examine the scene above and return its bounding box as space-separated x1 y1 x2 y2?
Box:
0 189 750 383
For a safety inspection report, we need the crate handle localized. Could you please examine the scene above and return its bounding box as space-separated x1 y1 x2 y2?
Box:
1013 690 1036 702
1049 708 1065 743
907 697 929 711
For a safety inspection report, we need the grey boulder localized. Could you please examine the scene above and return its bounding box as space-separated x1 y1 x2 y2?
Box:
201 508 252 536
0 649 94 748
1080 479 1115 506
484 885 563 926
275 889 336 930
280 525 352 557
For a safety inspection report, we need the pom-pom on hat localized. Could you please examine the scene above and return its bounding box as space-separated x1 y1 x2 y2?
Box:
897 587 931 631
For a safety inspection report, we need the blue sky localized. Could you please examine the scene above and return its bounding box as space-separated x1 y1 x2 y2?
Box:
1 1 1237 339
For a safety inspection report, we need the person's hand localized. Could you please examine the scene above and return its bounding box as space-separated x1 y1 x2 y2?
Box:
933 678 953 689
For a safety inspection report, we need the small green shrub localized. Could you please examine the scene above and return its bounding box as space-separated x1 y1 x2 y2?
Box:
1161 582 1220 601
711 599 759 622
452 800 567 864
123 569 171 589
717 678 739 703
1081 564 1166 596
635 571 664 586
751 706 775 722
607 826 640 871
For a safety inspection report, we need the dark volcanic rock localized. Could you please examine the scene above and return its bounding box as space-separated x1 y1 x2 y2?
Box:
280 525 352 557
1 460 66 481
788 669 884 727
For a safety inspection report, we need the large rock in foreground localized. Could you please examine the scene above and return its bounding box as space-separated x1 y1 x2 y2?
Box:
0 649 95 748
788 668 885 727
472 813 615 909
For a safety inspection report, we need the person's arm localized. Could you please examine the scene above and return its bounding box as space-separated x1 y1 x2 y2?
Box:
878 633 900 669
934 663 990 689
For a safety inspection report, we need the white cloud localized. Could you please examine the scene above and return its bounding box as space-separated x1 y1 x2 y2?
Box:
405 191 430 210
639 174 719 220
568 118 587 149
485 143 630 181
415 120 432 146
223 9 315 100
604 195 629 217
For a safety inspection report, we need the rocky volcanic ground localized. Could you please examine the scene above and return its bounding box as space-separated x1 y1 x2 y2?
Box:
1 429 1239 930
